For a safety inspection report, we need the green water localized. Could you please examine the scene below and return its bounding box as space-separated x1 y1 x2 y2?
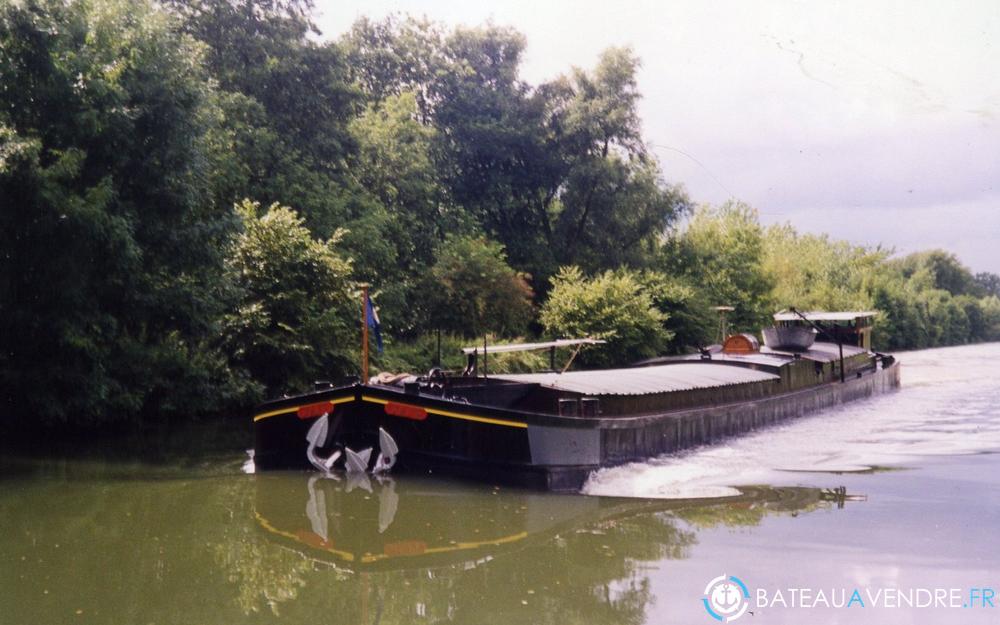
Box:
2 456 996 624
0 460 885 624
2 343 999 624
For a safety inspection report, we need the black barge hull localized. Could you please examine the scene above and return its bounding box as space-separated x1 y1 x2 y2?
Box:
253 360 901 491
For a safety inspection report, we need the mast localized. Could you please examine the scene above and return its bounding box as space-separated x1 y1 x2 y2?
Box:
712 305 735 343
361 284 369 384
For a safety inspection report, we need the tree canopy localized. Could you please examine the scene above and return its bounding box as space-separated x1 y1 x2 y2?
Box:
1 0 997 434
1 0 244 428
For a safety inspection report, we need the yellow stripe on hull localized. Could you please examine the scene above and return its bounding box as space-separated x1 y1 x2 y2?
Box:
253 395 355 422
253 392 528 429
360 395 527 429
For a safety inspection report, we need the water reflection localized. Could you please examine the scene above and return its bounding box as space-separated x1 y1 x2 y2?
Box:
239 473 862 622
4 451 995 625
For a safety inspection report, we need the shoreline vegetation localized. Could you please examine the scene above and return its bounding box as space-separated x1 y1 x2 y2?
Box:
2 0 999 435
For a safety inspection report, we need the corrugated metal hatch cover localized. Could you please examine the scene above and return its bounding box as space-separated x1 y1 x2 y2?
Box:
495 363 779 396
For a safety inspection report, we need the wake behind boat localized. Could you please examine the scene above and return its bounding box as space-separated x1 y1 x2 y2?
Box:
252 309 900 490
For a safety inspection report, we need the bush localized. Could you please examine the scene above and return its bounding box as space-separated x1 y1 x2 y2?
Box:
635 270 714 352
671 202 775 332
540 266 670 367
424 235 535 338
224 200 356 395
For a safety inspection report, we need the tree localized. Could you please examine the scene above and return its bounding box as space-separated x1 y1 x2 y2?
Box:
423 235 534 338
432 42 688 282
974 272 1000 298
866 271 923 349
349 91 446 258
223 201 355 394
0 0 243 429
635 270 714 352
979 296 1000 341
346 92 466 334
896 250 977 297
763 224 887 313
429 23 558 279
164 0 353 159
343 15 446 119
540 267 670 367
666 202 774 332
342 21 688 290
164 0 364 239
549 49 689 272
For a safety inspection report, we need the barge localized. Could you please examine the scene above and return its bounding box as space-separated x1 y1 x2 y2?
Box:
253 311 900 491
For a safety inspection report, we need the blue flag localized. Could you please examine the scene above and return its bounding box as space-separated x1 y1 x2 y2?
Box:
365 292 383 354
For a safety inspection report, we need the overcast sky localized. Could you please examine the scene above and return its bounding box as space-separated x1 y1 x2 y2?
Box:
314 0 1000 274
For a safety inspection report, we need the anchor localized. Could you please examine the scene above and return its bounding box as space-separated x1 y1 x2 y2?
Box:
344 427 398 473
373 428 399 474
305 413 341 473
344 446 372 473
305 416 398 476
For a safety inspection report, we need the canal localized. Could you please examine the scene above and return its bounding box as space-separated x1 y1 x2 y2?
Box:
2 342 998 624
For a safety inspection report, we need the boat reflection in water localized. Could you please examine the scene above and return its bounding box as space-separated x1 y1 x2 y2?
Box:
257 473 650 573
251 473 864 622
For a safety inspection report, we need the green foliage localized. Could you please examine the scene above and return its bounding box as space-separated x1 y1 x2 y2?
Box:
540 267 670 367
165 0 357 165
668 202 775 332
866 272 921 350
343 15 445 117
372 333 546 375
2 0 997 436
635 270 714 352
0 0 247 429
427 23 556 281
374 332 467 374
979 296 1000 341
875 251 996 348
166 0 366 242
763 224 888 312
897 250 978 296
424 235 535 338
974 272 1000 298
550 49 690 273
349 20 688 287
345 91 467 334
349 91 445 249
223 200 356 395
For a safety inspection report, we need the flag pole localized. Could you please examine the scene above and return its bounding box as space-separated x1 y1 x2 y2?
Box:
361 284 369 384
